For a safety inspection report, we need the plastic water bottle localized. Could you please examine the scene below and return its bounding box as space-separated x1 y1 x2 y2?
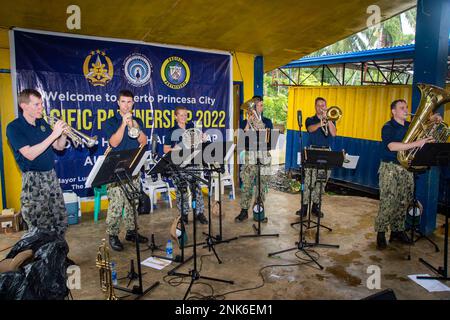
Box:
166 240 173 259
229 191 233 200
111 261 118 286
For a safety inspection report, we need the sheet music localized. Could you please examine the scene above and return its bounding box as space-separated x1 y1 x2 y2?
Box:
132 151 152 176
85 155 105 188
343 154 359 169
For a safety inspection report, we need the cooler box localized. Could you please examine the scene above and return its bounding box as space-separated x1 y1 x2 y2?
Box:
63 192 80 225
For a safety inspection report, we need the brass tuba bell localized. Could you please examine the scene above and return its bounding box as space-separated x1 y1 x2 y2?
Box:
397 83 450 170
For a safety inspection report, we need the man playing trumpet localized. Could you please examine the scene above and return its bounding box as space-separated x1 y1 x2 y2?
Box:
103 89 148 251
297 97 337 218
6 89 68 236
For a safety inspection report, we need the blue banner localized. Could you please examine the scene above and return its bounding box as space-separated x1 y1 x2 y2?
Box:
12 29 231 197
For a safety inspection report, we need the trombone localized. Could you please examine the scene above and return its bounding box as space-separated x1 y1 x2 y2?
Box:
43 111 97 148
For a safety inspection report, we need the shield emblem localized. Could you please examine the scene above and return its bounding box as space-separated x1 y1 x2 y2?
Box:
169 65 182 81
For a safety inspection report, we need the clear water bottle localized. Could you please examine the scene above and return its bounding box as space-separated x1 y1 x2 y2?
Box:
111 261 118 286
229 191 233 200
166 239 173 259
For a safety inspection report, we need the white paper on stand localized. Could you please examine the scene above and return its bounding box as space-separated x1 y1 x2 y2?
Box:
141 256 172 270
408 274 450 292
343 154 359 169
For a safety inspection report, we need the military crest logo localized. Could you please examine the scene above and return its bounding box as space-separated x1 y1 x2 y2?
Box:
160 56 190 89
123 53 153 87
83 49 114 86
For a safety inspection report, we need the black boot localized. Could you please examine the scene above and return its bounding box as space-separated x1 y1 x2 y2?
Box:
295 204 308 218
235 209 248 222
125 230 149 243
389 231 411 244
109 235 124 251
196 213 208 224
312 203 324 218
376 232 387 250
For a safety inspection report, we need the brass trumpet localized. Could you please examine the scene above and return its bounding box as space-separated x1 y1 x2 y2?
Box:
96 239 118 300
125 113 141 139
321 106 342 136
43 112 97 148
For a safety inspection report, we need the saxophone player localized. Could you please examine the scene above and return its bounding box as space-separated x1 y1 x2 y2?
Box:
235 95 273 222
375 99 442 250
163 106 208 225
6 89 69 236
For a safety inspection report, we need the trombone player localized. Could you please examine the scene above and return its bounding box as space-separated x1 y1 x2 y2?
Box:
6 89 69 236
103 89 148 251
297 97 337 218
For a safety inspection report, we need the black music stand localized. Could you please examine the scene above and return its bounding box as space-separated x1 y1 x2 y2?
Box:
90 146 160 299
145 152 194 275
240 129 280 238
409 143 450 281
159 151 234 300
291 145 334 233
268 148 343 269
183 142 239 256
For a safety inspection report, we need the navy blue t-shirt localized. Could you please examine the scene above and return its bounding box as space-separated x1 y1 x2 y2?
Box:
240 116 273 130
104 112 145 151
164 122 195 148
380 118 410 164
6 113 56 172
305 115 334 148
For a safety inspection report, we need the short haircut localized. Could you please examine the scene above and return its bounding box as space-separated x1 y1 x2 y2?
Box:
18 89 42 105
315 97 326 105
118 89 134 99
252 95 263 102
175 106 188 115
390 99 406 110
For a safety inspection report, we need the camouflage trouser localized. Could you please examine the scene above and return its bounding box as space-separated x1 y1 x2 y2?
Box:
374 162 414 232
173 171 205 216
302 167 331 205
240 152 272 210
20 170 68 236
106 176 141 236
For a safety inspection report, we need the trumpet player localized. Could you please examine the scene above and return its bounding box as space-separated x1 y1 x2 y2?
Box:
375 99 442 250
297 97 336 218
6 89 68 236
103 89 148 251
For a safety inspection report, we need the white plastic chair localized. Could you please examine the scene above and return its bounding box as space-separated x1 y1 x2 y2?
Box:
210 144 236 201
142 159 173 213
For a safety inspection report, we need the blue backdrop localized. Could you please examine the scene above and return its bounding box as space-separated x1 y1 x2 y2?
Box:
12 29 231 197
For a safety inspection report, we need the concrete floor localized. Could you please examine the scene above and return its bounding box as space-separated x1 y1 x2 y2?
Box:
1 189 450 300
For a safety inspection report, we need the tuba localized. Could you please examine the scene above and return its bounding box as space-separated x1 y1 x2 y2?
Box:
240 98 266 130
397 83 450 170
321 106 342 136
43 112 97 148
95 239 118 300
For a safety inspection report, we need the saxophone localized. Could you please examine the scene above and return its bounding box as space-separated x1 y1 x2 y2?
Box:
397 83 450 170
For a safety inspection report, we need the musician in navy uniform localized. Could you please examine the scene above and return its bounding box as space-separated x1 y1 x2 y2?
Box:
297 97 336 218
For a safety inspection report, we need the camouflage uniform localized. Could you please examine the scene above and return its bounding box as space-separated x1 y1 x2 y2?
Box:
240 151 272 210
173 171 205 216
302 167 331 205
374 162 414 232
106 176 141 236
20 170 68 236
